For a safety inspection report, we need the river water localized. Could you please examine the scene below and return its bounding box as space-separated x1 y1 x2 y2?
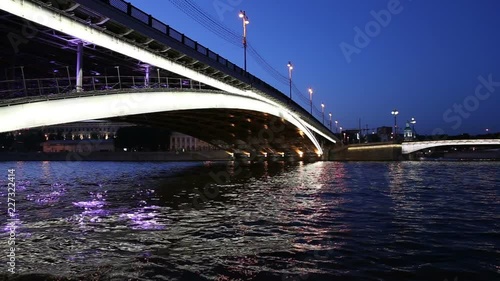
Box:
0 161 498 281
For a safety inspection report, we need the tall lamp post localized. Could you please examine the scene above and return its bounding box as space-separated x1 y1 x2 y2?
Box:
238 11 249 72
114 66 121 89
410 117 416 139
287 61 293 101
391 109 399 140
335 120 339 133
321 103 325 125
329 112 332 131
308 88 313 114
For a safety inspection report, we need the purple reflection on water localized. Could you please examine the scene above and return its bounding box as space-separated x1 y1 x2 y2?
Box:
27 190 66 205
25 183 66 205
2 219 20 233
120 206 166 230
72 200 105 209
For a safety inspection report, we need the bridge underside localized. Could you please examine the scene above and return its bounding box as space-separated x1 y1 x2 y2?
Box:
112 109 320 155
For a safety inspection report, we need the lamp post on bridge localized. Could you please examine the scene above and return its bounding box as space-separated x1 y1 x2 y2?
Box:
114 66 121 89
391 109 399 140
238 10 249 72
287 61 293 102
329 112 332 131
308 88 313 114
410 117 416 139
321 103 325 125
335 120 339 134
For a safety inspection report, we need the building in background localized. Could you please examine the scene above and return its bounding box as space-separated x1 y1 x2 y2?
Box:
403 122 414 141
170 132 218 151
377 126 393 142
42 139 114 153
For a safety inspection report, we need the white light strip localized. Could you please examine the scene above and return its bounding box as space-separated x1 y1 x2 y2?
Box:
402 139 500 154
0 91 324 154
0 0 332 151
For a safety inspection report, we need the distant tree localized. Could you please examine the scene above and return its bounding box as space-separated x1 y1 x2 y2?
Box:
13 130 45 152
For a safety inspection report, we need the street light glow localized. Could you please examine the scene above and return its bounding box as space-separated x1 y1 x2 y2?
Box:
287 61 293 101
308 88 313 114
410 117 417 139
239 10 249 72
391 109 399 140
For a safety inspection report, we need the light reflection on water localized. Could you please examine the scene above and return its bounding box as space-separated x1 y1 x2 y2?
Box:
0 161 498 281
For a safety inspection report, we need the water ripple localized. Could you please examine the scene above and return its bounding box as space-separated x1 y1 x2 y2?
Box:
0 161 497 280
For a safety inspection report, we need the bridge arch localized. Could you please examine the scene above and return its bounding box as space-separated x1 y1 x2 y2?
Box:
0 89 327 155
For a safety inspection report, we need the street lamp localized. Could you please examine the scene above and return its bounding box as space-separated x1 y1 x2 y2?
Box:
308 88 313 114
410 117 416 139
335 120 339 133
321 103 325 124
391 109 399 140
287 61 293 101
329 112 332 131
238 11 249 72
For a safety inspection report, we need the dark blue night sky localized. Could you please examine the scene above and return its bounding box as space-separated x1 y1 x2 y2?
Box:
132 0 499 135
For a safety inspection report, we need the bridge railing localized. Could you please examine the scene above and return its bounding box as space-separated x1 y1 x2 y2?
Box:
0 76 209 99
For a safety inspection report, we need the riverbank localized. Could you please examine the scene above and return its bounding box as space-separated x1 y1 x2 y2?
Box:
0 151 232 162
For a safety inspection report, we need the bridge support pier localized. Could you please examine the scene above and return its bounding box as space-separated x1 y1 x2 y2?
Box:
76 42 83 92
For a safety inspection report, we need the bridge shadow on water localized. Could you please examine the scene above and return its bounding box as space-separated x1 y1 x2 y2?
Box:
151 161 305 210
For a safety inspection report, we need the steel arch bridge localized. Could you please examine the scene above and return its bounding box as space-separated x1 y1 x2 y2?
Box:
0 0 340 157
0 86 335 156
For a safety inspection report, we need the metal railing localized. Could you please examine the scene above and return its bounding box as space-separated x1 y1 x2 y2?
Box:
0 75 208 99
